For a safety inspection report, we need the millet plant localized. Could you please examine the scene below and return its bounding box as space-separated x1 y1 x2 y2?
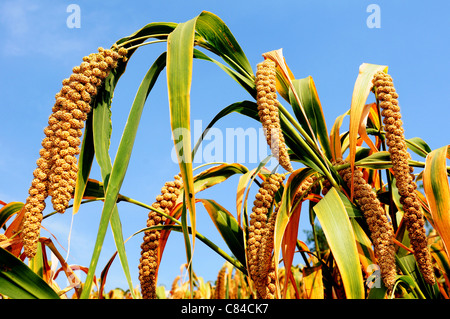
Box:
0 11 449 299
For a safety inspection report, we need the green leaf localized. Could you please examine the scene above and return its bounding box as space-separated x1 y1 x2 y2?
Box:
313 187 365 299
81 53 140 299
355 150 392 169
192 100 259 160
395 254 438 299
199 199 246 269
406 137 432 158
115 22 177 51
167 17 198 255
290 77 332 159
0 247 59 299
423 145 450 259
274 168 313 270
192 163 248 194
80 52 167 299
195 11 253 81
0 202 23 229
273 167 315 296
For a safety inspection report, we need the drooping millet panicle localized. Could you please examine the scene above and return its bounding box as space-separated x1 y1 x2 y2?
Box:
48 47 128 214
372 71 435 285
214 266 226 299
337 160 397 290
257 204 279 299
21 46 128 259
322 160 397 290
294 174 318 202
247 173 284 299
255 59 293 172
254 174 318 299
258 205 278 281
139 175 183 299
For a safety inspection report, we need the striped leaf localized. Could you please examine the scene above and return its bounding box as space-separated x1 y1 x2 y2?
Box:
0 202 23 229
290 77 332 159
0 247 59 299
195 11 253 80
199 199 246 270
312 187 365 299
192 163 248 194
167 17 198 270
423 145 450 259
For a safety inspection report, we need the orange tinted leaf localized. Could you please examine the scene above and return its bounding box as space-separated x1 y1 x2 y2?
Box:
423 145 450 258
281 198 302 298
302 265 324 299
358 103 378 153
330 110 349 162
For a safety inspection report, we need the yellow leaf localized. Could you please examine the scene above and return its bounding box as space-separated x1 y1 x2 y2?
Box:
423 145 450 259
349 63 387 197
302 265 324 299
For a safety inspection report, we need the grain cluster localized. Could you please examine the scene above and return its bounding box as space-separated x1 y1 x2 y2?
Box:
339 161 397 290
373 71 435 285
139 175 183 299
247 173 284 298
21 46 128 259
255 59 293 172
214 266 226 299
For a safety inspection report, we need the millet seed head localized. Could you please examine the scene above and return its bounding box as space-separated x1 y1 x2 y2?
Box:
22 46 128 258
139 175 183 299
247 173 284 298
255 59 293 172
372 71 435 285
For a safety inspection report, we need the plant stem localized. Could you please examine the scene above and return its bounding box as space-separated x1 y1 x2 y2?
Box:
117 34 169 47
125 39 167 51
193 162 228 172
118 195 181 225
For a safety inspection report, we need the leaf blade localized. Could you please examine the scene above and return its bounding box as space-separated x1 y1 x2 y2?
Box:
313 187 365 299
167 17 198 252
0 247 60 299
349 63 387 195
423 145 450 259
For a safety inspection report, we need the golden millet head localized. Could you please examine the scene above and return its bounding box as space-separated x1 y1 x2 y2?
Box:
214 266 226 299
21 200 45 259
255 59 293 172
372 71 435 286
23 45 127 256
139 175 183 299
247 173 284 298
339 165 397 290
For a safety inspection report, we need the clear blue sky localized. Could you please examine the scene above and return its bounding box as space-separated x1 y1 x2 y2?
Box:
1 0 449 294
